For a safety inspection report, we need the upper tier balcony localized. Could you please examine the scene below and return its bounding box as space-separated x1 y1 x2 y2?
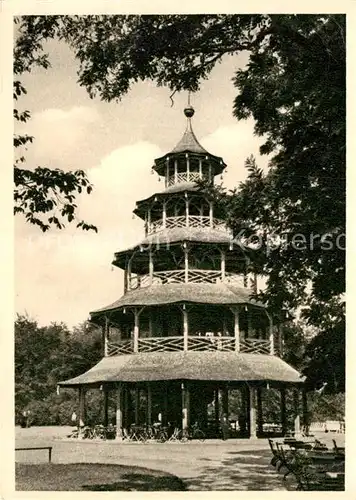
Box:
147 215 230 236
129 269 246 290
166 171 202 186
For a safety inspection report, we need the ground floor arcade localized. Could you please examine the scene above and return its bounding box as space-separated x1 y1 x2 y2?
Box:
73 380 307 440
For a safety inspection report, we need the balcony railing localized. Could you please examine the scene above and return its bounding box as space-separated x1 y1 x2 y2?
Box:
147 216 229 235
107 336 272 356
167 172 202 186
129 269 246 290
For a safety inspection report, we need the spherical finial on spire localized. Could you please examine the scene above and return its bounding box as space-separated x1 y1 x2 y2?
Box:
184 106 195 118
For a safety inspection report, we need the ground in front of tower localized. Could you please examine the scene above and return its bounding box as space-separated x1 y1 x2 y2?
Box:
13 425 311 491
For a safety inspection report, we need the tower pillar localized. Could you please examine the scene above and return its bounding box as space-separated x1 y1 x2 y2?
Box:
115 383 123 440
182 382 190 434
249 385 257 439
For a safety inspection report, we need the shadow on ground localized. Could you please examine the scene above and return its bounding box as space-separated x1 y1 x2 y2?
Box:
185 449 291 490
16 463 186 491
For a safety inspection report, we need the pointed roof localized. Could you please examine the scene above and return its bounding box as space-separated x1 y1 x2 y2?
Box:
170 107 209 154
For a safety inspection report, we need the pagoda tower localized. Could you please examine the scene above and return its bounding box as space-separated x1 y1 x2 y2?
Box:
60 106 305 439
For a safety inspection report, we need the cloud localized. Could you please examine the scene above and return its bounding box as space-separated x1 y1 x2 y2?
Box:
17 106 101 170
201 120 270 189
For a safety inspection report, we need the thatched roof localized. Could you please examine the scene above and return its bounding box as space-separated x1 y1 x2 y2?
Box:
90 283 264 316
58 351 304 387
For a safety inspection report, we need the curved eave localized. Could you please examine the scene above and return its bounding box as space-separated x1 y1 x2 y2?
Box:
133 183 203 218
58 351 305 387
90 283 264 317
153 151 226 176
112 227 238 268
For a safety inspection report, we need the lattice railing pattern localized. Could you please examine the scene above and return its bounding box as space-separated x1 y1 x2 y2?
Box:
107 340 133 356
129 269 246 290
138 336 184 352
167 172 202 186
239 338 270 355
188 336 236 351
107 337 272 356
128 269 247 290
147 216 229 235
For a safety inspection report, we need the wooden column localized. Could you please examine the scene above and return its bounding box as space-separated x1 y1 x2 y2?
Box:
174 159 178 183
257 388 263 436
147 208 151 233
184 244 189 283
278 323 284 357
124 266 128 293
185 197 189 227
149 249 154 285
147 382 152 426
115 383 123 440
163 383 168 426
123 384 129 429
186 154 190 182
302 387 309 435
221 250 226 280
78 387 86 437
162 201 167 228
127 255 133 291
214 388 220 428
209 201 213 227
249 385 257 439
183 305 188 351
133 309 139 353
293 388 301 436
103 387 109 427
104 317 109 357
148 309 153 337
232 307 240 353
208 163 212 182
199 158 203 179
135 386 140 424
182 382 190 433
222 385 229 419
267 312 274 355
280 387 287 436
165 159 169 187
247 307 252 338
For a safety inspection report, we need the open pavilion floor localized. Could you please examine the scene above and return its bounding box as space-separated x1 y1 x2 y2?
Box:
15 426 345 491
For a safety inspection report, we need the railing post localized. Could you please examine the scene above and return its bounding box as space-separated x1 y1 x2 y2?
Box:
183 304 188 351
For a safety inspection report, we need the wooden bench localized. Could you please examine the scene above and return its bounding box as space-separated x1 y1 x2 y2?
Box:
15 446 52 463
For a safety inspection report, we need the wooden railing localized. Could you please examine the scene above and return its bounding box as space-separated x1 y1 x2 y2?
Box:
147 216 230 235
239 338 271 355
107 337 271 356
167 172 202 186
129 269 245 290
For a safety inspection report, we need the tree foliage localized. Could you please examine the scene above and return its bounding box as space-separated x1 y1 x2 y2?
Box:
14 18 97 232
14 14 345 391
14 314 102 424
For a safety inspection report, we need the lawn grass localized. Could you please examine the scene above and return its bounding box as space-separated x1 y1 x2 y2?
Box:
16 463 186 491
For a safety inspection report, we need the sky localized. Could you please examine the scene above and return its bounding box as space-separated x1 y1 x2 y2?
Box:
14 34 270 329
